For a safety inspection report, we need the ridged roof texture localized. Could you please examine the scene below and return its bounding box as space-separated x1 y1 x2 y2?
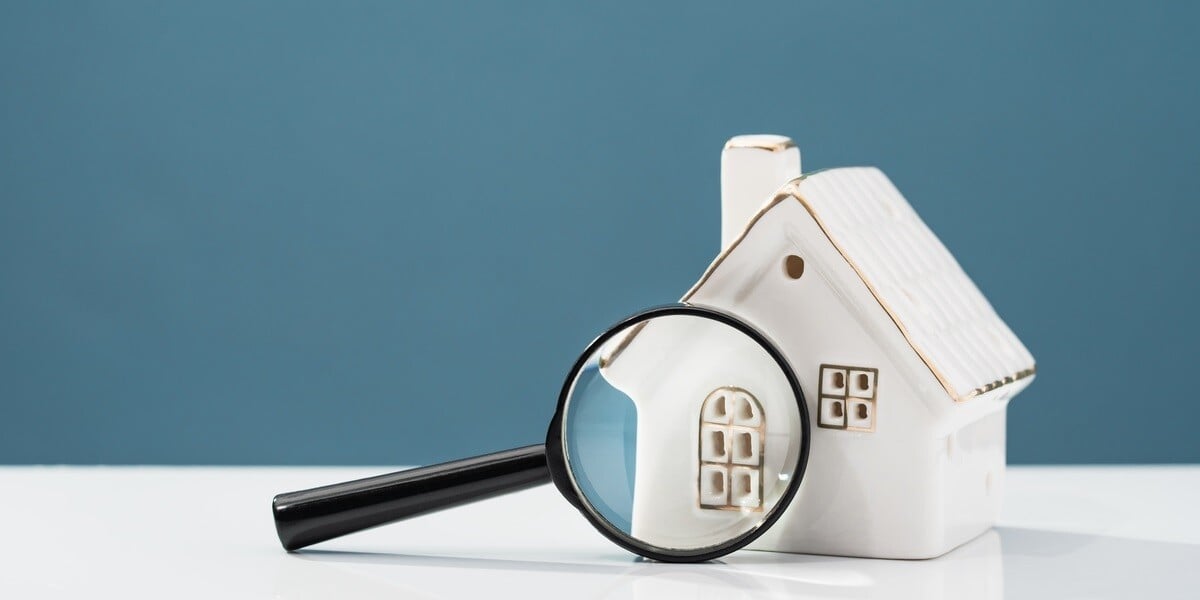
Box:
793 167 1035 400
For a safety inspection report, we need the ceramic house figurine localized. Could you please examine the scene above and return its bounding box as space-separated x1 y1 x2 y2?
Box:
683 135 1036 559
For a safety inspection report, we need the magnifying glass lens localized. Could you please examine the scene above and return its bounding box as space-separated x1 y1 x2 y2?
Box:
558 310 807 559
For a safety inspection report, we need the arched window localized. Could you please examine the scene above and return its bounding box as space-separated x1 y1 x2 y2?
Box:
698 387 765 511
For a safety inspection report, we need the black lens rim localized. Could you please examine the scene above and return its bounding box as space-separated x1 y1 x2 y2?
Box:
545 303 811 563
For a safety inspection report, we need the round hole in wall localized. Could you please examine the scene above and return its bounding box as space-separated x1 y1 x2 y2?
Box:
783 255 805 279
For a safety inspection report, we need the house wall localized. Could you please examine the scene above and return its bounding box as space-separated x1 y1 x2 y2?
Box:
939 409 1007 552
686 199 1001 558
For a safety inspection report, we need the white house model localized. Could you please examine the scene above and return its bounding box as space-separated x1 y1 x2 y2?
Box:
680 135 1036 559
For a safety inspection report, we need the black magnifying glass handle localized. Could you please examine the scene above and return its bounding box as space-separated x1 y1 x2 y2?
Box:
272 444 550 551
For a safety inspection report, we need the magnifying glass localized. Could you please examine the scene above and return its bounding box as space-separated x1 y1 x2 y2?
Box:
271 304 811 562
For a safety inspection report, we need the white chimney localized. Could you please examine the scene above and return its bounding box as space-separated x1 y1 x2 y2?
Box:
720 135 802 249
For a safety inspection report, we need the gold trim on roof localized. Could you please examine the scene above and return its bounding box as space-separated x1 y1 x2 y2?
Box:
961 367 1037 401
682 177 1036 403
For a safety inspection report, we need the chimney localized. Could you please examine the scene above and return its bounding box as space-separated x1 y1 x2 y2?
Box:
720 135 802 249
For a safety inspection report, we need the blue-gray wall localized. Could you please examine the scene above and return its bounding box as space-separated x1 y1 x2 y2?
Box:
2 2 1196 465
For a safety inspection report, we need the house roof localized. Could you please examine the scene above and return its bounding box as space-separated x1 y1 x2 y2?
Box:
687 166 1035 402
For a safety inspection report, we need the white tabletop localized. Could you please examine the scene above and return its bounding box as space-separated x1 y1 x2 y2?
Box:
2 465 1196 599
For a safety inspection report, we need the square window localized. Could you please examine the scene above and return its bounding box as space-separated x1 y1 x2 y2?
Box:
729 428 761 465
848 369 876 398
847 398 874 431
819 397 847 429
699 464 730 507
729 466 762 508
821 366 848 397
699 424 729 463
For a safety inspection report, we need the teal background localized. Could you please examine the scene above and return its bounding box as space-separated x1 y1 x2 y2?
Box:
1 2 1197 465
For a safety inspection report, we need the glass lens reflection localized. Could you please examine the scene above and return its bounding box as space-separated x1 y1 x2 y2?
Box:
563 313 804 553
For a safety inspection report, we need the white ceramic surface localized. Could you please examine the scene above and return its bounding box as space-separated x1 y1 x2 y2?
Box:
689 138 1035 558
720 135 802 249
1 465 1195 599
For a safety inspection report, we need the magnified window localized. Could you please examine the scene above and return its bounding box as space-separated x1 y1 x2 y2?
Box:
698 387 765 510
